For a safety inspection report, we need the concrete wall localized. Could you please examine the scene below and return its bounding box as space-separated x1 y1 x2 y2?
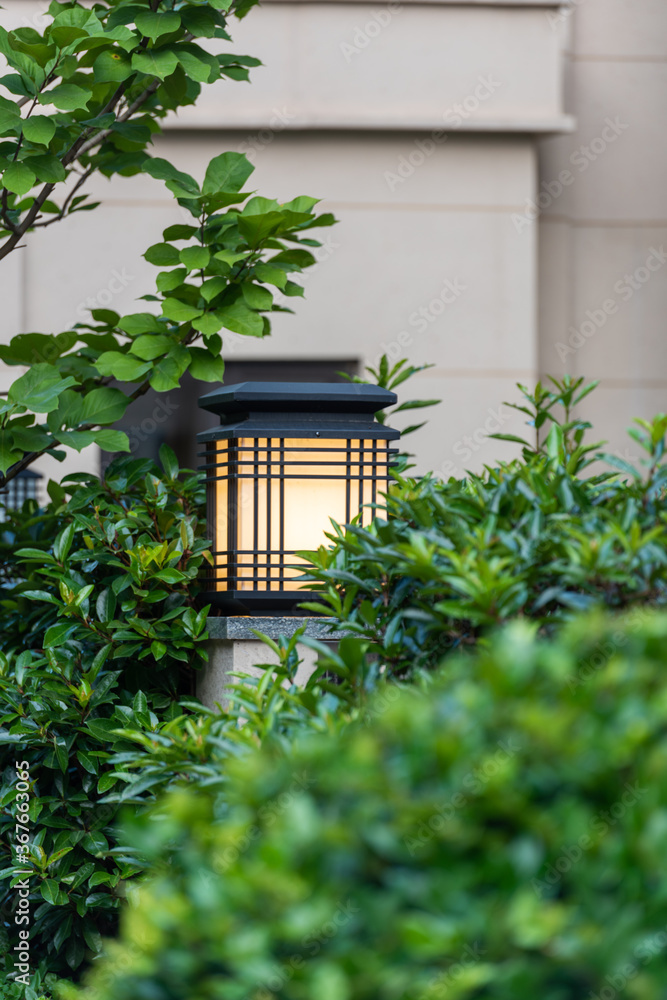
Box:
1 0 664 483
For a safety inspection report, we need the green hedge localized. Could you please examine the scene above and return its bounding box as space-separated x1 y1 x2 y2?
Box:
62 607 667 1000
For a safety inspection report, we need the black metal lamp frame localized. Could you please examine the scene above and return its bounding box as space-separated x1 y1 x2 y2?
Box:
198 382 400 613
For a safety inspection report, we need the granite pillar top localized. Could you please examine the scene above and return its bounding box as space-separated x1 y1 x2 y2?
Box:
206 616 353 641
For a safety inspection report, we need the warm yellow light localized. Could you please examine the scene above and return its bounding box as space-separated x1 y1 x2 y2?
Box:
212 436 388 593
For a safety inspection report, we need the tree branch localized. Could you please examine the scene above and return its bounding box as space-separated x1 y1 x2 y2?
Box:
0 81 131 262
31 166 95 229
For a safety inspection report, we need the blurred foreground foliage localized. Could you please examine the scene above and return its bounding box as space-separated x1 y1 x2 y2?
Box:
62 608 667 1000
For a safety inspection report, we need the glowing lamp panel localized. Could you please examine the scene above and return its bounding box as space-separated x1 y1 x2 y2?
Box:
211 437 387 593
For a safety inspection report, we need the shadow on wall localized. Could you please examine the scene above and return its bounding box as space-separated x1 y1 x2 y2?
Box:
101 359 359 475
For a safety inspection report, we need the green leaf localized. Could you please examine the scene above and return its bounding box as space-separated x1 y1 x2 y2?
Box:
159 443 179 478
241 282 273 310
175 44 218 83
56 429 96 451
0 104 20 137
201 277 228 303
237 211 285 247
40 83 91 111
40 879 63 905
12 425 52 452
25 153 66 183
77 750 98 775
0 433 21 475
94 429 130 453
149 345 191 392
203 151 254 195
8 364 77 412
254 263 287 289
135 10 181 40
156 268 188 293
118 313 163 336
191 312 225 336
161 298 203 323
179 246 210 270
80 387 129 425
270 248 316 268
81 831 109 857
96 588 117 623
54 522 75 561
216 303 264 338
95 352 152 382
44 622 76 648
188 347 225 382
143 157 199 194
97 772 119 794
181 7 219 37
3 161 36 196
163 224 198 240
130 334 173 361
22 115 56 145
131 49 179 80
145 242 181 266
93 49 134 84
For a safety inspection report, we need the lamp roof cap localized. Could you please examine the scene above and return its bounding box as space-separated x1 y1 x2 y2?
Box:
198 381 397 416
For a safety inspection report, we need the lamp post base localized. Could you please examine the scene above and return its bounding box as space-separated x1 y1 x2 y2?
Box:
197 616 347 709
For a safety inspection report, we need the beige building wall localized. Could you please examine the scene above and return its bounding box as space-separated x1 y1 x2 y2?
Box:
1 0 664 484
538 0 667 460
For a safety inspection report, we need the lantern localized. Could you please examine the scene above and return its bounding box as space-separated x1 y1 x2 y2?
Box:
198 382 400 613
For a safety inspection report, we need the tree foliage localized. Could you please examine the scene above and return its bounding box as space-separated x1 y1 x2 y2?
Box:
0 0 335 484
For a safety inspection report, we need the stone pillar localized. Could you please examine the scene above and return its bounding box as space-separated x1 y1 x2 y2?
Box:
197 617 344 709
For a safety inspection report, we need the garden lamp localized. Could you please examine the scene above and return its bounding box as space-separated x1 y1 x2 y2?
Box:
198 382 400 613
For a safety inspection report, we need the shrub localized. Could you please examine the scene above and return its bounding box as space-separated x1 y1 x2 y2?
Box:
300 378 667 675
0 449 211 977
8 447 210 692
0 604 345 980
59 607 667 1000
